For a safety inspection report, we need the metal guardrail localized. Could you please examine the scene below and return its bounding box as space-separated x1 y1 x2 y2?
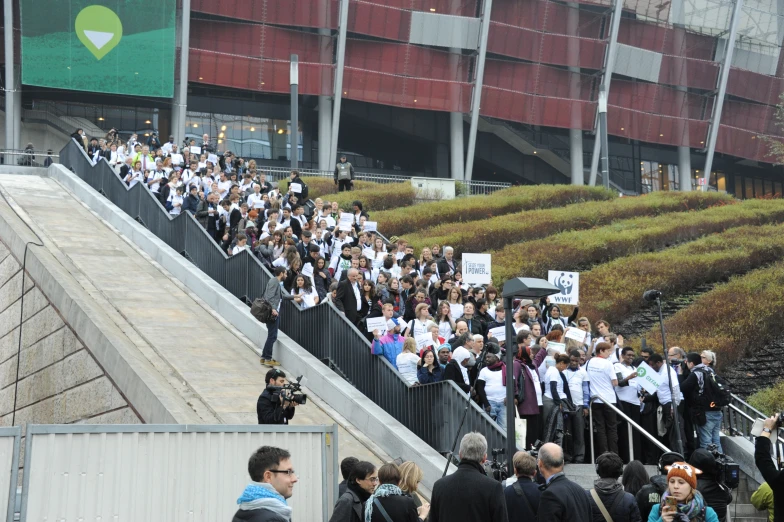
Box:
58 138 506 460
0 149 59 168
724 394 784 448
589 393 672 463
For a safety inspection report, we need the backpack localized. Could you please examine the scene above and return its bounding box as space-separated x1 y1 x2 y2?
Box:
250 298 274 323
697 368 731 409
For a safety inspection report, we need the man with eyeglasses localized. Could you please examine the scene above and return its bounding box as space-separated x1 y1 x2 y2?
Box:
257 369 297 425
233 446 298 522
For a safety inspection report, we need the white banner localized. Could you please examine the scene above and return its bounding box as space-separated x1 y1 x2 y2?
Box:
338 212 354 232
301 263 314 278
290 183 302 194
366 317 388 334
635 361 664 395
170 153 184 166
488 326 505 343
415 333 436 350
547 270 580 306
189 146 201 155
548 342 566 354
364 221 378 232
462 253 492 285
564 327 587 343
207 154 219 166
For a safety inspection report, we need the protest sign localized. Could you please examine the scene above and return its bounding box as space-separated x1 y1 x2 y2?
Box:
548 342 566 354
449 303 464 318
364 221 377 232
564 327 587 343
488 326 505 343
290 183 302 194
366 317 388 334
415 333 436 350
462 254 492 285
170 153 184 165
362 248 376 260
339 212 354 232
189 146 201 155
207 154 219 165
635 362 664 395
547 270 580 306
301 263 314 278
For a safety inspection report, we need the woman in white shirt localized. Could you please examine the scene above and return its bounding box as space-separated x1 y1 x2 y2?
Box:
435 301 456 340
124 161 144 188
293 274 319 309
543 354 571 439
167 186 184 216
396 337 420 386
405 303 432 339
446 287 464 319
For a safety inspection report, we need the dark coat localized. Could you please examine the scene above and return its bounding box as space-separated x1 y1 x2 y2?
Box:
368 494 419 522
443 360 471 393
504 477 541 520
418 364 444 384
689 449 733 521
329 489 364 522
756 435 784 522
635 475 667 522
537 473 593 522
256 389 295 425
429 460 508 522
232 508 288 522
436 258 459 277
335 279 369 325
586 482 641 522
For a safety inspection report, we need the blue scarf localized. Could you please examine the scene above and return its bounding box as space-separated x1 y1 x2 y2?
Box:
364 483 403 522
660 490 706 521
237 482 293 521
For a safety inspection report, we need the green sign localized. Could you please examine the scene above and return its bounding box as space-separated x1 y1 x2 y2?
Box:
21 0 176 98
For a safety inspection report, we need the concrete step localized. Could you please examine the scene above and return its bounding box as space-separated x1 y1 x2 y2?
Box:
729 504 768 517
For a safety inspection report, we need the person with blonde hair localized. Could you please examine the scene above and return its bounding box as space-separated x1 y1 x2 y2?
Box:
398 462 426 510
364 462 426 522
396 338 420 386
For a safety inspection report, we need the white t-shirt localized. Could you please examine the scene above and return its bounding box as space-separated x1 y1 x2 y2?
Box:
406 319 429 338
438 320 454 340
296 287 318 309
544 366 565 400
585 357 617 404
564 367 588 406
477 367 506 403
248 193 265 209
396 352 420 385
655 365 682 405
614 363 640 405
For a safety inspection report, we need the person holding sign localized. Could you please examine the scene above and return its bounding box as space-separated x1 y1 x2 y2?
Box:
288 170 309 200
476 345 507 427
371 318 405 366
585 342 619 457
405 303 433 339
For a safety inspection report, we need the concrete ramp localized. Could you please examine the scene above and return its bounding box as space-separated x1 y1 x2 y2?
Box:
0 174 382 466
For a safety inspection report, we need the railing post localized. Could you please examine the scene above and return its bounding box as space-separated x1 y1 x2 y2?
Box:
628 422 634 462
589 401 595 464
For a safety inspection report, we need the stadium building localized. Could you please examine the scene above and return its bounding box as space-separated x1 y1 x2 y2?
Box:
2 0 784 195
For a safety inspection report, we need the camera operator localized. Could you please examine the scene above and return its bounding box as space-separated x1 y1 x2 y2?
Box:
257 369 297 425
688 448 733 521
755 414 784 522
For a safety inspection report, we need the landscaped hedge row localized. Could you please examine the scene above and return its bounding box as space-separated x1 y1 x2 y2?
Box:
579 223 784 325
408 191 731 255
278 177 378 200
748 382 784 415
491 199 784 287
638 259 784 369
277 177 415 212
374 185 616 238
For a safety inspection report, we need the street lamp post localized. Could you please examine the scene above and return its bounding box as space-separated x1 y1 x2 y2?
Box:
598 86 610 190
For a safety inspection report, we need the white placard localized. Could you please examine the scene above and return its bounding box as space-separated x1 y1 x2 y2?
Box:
362 248 376 259
339 212 354 232
364 221 378 232
207 154 219 166
290 182 302 194
415 333 436 350
301 263 314 278
366 316 388 334
189 146 201 155
547 270 580 306
635 362 664 395
462 253 492 285
548 342 566 354
488 326 506 343
170 153 184 166
564 327 587 343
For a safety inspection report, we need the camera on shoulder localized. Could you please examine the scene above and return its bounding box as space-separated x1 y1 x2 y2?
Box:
267 375 308 405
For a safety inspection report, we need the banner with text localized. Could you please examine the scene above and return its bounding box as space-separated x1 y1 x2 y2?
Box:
547 270 580 306
21 0 176 97
635 362 664 395
463 254 492 285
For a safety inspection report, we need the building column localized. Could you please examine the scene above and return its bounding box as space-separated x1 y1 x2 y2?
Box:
463 0 494 182
588 0 623 186
171 0 191 149
567 3 584 185
678 144 692 191
450 112 464 180
4 0 17 150
318 27 333 172
329 0 349 167
702 0 744 187
13 69 20 149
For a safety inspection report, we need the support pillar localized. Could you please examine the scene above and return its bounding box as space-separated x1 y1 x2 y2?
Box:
678 145 692 191
4 0 17 150
588 0 623 186
463 0 494 182
13 71 20 149
450 112 464 180
570 129 584 184
290 55 299 170
703 0 744 187
329 0 349 168
318 96 332 172
171 0 190 149
567 3 584 185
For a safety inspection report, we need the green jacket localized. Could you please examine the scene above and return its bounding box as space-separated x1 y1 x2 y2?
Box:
751 482 775 522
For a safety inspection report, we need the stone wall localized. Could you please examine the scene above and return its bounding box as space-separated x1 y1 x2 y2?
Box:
0 241 140 428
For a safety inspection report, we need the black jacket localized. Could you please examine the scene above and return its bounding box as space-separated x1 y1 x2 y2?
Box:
443 360 471 393
335 279 369 325
756 436 784 522
368 494 419 522
635 475 667 522
688 449 733 521
436 258 459 277
256 388 295 425
232 508 288 522
289 175 309 200
330 489 365 522
586 479 641 522
538 473 592 522
504 477 541 520
429 460 507 522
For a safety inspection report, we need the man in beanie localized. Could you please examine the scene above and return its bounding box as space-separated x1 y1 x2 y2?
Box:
371 318 404 366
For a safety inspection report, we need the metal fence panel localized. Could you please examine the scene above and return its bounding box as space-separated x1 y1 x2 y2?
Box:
21 424 337 522
0 427 20 522
57 140 509 465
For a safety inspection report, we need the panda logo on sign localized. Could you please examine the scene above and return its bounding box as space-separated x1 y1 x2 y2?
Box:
554 272 574 296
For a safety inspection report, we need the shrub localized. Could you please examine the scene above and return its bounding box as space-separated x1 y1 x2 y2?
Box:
374 185 616 238
328 182 416 212
638 259 784 369
579 223 784 325
492 199 784 287
278 177 378 200
748 382 784 415
408 191 730 255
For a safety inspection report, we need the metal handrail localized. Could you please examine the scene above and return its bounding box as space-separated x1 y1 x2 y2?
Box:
726 399 784 446
588 393 671 463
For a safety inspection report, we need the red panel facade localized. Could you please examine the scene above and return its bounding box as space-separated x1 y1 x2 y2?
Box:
191 0 339 29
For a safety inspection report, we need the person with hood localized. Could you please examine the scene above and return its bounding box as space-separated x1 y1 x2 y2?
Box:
232 446 297 522
475 345 507 427
371 318 405 366
587 452 641 522
647 461 720 522
513 332 548 449
417 347 444 384
688 449 733 521
330 461 377 522
751 482 775 522
443 346 474 394
635 452 685 521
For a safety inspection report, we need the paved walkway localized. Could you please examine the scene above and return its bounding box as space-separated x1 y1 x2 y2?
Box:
0 174 383 467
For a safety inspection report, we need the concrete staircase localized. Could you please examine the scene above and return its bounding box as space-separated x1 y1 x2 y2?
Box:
563 464 767 522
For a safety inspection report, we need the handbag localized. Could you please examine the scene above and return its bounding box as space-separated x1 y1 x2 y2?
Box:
250 297 274 323
514 406 527 450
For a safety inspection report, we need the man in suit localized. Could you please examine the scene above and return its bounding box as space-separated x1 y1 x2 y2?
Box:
437 246 459 277
429 432 508 522
537 443 592 522
334 268 368 326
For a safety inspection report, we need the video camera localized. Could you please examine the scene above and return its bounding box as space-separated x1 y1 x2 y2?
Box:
706 444 740 489
484 448 509 483
267 375 308 405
